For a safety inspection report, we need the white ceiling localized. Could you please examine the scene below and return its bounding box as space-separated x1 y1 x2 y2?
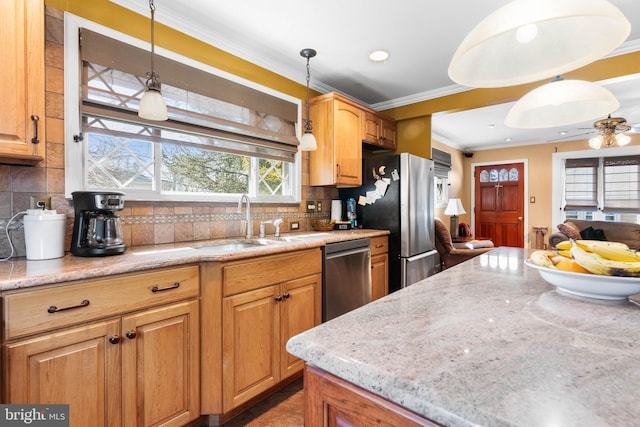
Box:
111 0 640 151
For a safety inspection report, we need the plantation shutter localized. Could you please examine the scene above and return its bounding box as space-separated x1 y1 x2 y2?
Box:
602 155 640 212
563 158 598 211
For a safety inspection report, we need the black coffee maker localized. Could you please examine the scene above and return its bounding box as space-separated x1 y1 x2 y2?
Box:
71 191 126 256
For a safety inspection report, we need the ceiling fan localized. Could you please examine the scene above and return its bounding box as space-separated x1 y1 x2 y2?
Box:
547 114 637 147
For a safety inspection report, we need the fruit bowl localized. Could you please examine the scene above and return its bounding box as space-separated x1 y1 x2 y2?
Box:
525 260 640 300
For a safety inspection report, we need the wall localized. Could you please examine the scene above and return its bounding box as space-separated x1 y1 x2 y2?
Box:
433 135 639 248
0 6 336 259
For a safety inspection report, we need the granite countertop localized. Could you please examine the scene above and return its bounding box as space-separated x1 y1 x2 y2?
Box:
287 246 640 427
0 229 388 291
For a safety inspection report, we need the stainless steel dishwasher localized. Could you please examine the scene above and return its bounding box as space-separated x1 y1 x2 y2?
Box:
323 238 371 321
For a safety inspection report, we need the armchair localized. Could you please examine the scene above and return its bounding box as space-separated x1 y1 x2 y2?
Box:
434 217 494 270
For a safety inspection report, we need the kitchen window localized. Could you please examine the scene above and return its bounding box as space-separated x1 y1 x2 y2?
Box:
553 148 640 225
64 18 302 203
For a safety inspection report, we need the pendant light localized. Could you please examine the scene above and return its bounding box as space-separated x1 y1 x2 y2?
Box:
299 48 317 151
448 0 631 88
138 0 168 121
504 77 620 129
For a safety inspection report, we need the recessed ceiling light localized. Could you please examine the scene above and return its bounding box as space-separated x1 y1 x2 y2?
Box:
488 124 496 129
559 130 568 135
504 137 512 142
369 50 389 62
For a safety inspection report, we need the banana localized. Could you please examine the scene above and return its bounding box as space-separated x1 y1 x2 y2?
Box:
555 241 573 251
558 249 572 258
588 245 640 263
570 244 640 277
575 239 629 252
529 250 557 268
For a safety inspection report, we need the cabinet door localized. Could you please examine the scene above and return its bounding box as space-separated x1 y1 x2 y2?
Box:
122 300 200 427
222 285 279 411
0 0 45 164
5 320 121 427
280 273 322 379
380 117 397 150
334 100 362 186
371 253 389 301
362 110 380 144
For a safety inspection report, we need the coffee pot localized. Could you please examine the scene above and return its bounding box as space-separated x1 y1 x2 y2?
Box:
71 191 126 256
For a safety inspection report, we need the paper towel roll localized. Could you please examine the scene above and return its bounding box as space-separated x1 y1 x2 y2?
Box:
330 200 342 221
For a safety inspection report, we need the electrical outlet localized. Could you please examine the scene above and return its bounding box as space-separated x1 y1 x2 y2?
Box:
29 195 51 210
316 200 323 212
290 221 300 230
306 200 316 213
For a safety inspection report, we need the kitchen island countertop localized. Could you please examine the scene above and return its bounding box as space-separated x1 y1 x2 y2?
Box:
0 229 388 291
287 246 640 427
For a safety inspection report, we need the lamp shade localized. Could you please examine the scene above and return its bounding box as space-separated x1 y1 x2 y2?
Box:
444 198 466 216
138 88 168 121
504 79 619 129
448 0 631 88
299 131 317 151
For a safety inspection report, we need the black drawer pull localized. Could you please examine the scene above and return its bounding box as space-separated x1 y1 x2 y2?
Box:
31 115 40 144
47 299 90 314
151 282 180 293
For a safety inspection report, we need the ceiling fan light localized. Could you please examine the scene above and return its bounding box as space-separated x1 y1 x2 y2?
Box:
588 136 603 149
504 79 620 129
615 133 631 146
448 0 631 88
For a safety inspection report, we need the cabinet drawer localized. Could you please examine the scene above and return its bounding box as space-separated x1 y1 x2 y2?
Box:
370 236 389 256
3 265 199 340
223 249 322 296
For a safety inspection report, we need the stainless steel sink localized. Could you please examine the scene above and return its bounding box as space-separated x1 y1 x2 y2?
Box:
193 239 278 253
275 233 332 242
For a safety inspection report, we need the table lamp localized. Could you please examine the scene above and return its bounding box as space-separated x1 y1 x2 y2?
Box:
444 198 466 238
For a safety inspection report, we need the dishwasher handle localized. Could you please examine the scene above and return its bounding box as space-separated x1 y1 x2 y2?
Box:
324 246 370 260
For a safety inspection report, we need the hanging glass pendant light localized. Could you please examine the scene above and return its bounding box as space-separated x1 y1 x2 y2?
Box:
138 0 168 121
299 48 317 151
448 0 631 88
504 77 619 129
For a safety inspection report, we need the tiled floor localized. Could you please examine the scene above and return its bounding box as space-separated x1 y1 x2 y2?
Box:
220 378 304 426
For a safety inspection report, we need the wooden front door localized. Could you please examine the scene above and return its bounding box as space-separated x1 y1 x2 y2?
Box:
474 163 525 247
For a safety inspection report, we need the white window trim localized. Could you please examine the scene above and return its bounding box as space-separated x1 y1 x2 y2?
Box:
551 145 640 228
63 12 302 203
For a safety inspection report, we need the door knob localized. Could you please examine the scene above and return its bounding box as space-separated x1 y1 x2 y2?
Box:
518 216 523 221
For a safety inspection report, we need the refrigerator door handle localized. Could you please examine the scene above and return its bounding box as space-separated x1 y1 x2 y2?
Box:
400 249 438 289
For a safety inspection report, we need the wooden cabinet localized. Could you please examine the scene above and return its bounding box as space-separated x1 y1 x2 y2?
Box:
370 236 389 301
304 365 439 427
309 93 363 187
200 249 322 415
3 266 200 427
363 111 397 151
0 0 45 165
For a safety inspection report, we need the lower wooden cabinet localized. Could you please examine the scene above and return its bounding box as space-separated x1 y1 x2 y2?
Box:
304 365 439 427
222 273 321 410
370 236 389 300
201 248 323 416
2 265 200 427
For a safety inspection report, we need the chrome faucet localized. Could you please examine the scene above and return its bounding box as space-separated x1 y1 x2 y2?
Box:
273 218 283 237
237 194 252 239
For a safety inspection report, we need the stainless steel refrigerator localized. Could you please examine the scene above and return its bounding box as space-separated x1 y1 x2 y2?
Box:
340 153 437 293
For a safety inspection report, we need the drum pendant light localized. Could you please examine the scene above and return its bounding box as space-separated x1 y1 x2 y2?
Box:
448 0 631 88
138 0 168 121
505 78 620 129
299 48 317 151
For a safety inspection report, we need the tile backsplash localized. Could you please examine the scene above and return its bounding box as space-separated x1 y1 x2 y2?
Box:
0 6 336 259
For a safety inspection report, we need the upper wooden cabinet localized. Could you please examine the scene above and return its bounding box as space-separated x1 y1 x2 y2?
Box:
309 93 363 187
0 0 45 165
309 93 396 187
363 111 396 150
